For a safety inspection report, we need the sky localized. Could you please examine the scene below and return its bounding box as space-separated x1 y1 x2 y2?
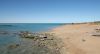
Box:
0 0 100 23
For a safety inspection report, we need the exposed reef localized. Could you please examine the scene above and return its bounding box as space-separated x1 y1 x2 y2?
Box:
1 31 61 54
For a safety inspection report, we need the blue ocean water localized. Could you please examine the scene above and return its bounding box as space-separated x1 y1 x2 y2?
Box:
0 23 65 46
0 23 63 32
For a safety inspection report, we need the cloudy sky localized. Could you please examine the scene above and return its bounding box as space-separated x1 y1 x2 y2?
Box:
0 0 100 23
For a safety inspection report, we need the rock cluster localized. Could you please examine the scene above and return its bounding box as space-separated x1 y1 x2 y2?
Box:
8 44 20 49
92 28 100 37
6 31 61 54
18 31 55 40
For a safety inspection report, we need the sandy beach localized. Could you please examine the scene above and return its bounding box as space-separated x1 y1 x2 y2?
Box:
51 23 100 54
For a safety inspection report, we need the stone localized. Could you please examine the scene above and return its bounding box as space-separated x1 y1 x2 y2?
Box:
8 44 20 49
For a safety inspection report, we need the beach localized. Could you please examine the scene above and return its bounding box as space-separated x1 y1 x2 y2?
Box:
1 0 100 54
0 23 100 54
51 23 100 54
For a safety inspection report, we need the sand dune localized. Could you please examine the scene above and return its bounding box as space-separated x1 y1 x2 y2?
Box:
51 24 100 54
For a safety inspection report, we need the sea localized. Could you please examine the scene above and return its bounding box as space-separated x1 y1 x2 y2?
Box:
0 23 65 54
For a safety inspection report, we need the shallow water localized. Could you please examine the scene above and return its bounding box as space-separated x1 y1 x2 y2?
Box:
0 23 64 54
0 23 64 45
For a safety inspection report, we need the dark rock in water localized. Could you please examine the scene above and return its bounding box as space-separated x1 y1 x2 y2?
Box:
19 31 33 38
19 31 47 39
8 44 20 49
0 31 9 35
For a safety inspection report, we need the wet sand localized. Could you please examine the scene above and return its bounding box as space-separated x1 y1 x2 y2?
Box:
51 23 100 54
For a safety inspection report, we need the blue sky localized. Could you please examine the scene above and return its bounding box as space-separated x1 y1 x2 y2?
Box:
0 0 100 23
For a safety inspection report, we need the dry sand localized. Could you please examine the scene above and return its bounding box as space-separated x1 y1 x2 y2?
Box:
51 24 100 54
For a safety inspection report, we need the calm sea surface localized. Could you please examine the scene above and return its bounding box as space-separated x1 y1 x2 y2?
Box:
0 23 65 46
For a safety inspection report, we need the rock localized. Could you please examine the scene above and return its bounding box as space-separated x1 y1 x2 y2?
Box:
95 29 100 30
8 44 20 49
43 36 47 38
0 31 9 35
92 32 100 37
82 39 86 42
92 34 100 37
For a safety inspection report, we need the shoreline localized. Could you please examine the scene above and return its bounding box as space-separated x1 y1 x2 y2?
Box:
0 23 100 54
